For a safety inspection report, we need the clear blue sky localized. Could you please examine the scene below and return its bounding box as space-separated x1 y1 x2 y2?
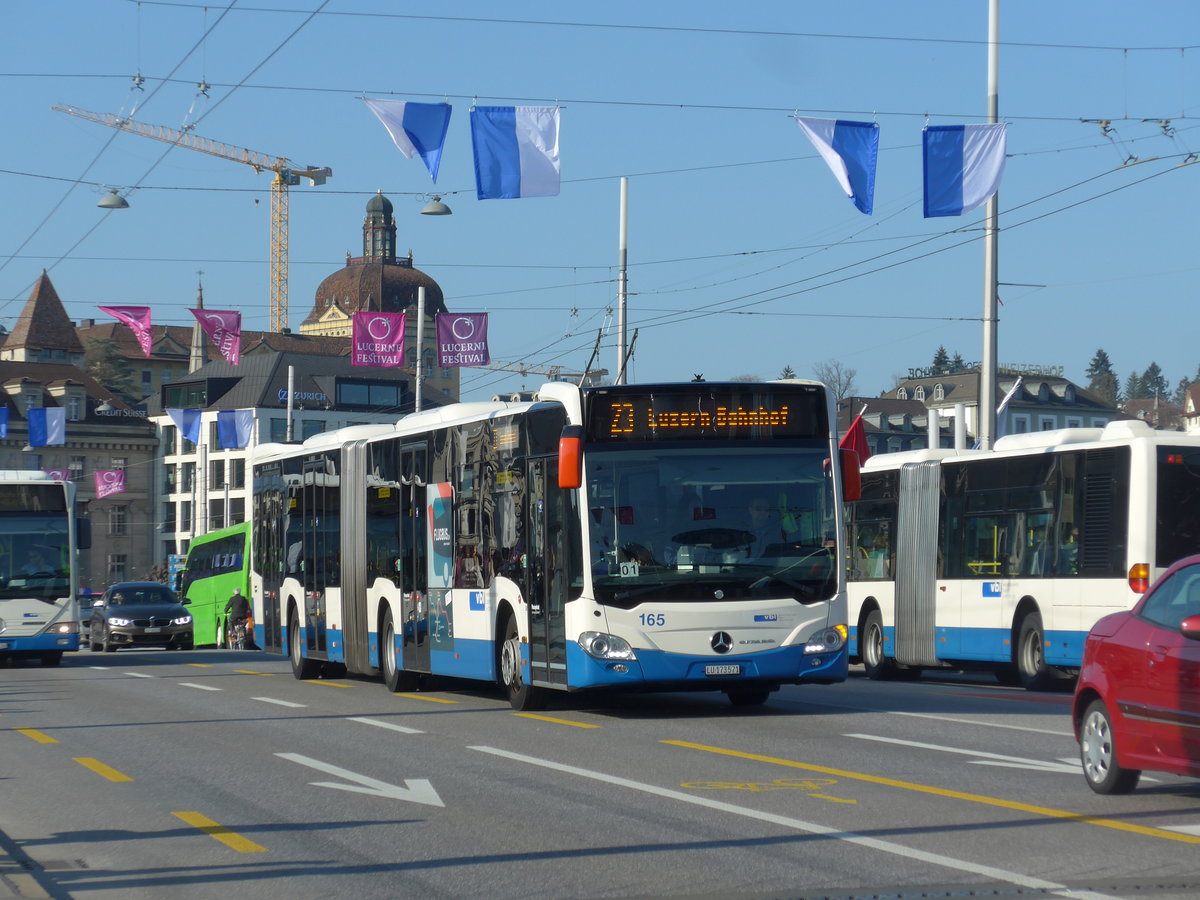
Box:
2 0 1197 402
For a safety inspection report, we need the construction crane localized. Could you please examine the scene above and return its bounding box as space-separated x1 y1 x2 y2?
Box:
53 103 331 333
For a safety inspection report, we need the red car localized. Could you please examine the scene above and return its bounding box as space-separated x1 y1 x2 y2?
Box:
1073 554 1200 794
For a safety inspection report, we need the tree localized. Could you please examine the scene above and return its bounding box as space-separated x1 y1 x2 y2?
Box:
813 359 858 402
778 365 797 379
85 337 137 403
1123 371 1144 403
950 351 965 373
1173 376 1192 407
1140 361 1169 401
1085 348 1119 407
931 345 950 373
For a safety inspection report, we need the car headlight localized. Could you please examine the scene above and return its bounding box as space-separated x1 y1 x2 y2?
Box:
804 624 847 654
107 616 132 626
172 615 193 626
578 631 636 660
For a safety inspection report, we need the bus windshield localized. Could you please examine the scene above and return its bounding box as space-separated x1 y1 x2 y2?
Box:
585 444 837 607
0 513 72 603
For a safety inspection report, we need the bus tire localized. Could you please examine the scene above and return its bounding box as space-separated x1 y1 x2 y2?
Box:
1017 611 1052 691
861 609 895 680
289 611 320 680
499 612 546 711
725 686 771 707
381 610 418 693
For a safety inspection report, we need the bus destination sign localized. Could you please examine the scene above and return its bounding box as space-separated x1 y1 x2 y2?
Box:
585 385 826 442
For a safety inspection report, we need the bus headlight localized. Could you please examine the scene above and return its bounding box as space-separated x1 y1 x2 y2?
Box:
107 616 132 627
804 624 846 654
53 622 78 634
578 631 636 660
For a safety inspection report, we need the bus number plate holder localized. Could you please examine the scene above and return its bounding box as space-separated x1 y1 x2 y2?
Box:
704 664 741 676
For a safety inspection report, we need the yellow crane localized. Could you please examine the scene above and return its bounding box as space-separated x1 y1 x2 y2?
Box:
53 103 331 333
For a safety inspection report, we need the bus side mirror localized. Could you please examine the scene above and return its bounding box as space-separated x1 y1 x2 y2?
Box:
840 448 861 502
558 425 584 489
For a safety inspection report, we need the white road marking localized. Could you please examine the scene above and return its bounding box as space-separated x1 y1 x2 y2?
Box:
178 683 222 692
469 744 1120 900
252 697 306 708
347 716 424 735
276 752 443 807
845 733 1080 774
890 710 1073 737
124 672 154 678
1163 823 1200 836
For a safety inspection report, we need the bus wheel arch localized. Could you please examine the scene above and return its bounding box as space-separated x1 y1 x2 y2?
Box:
288 599 320 680
380 604 418 693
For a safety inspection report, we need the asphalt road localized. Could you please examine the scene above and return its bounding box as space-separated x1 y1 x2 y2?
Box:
2 650 1199 900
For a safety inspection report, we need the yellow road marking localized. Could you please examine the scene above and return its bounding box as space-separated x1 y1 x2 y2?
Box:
664 739 1200 845
15 728 57 744
74 757 134 782
514 713 600 728
235 670 274 676
809 793 857 804
186 663 213 668
302 680 353 688
399 693 457 704
172 811 266 853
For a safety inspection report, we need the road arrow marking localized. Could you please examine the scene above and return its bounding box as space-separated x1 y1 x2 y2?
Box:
845 733 1080 774
276 752 443 807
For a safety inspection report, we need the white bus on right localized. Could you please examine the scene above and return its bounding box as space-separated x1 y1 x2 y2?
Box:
846 419 1200 690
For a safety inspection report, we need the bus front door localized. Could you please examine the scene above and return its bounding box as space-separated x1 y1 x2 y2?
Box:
400 444 430 674
526 458 568 688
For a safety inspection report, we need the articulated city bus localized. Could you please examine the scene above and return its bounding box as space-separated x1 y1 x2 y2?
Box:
847 419 1200 689
0 471 90 665
179 521 250 647
250 380 860 708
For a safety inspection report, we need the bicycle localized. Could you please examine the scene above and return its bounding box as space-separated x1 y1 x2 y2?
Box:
226 617 249 650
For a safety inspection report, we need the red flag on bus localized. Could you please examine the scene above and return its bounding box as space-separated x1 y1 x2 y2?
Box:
839 413 871 465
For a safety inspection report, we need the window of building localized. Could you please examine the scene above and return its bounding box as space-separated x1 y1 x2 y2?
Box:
142 370 153 391
301 419 325 440
23 453 41 471
180 500 193 531
1038 383 1051 402
229 496 246 525
933 383 945 401
107 554 128 583
230 458 245 489
896 388 908 400
270 418 288 443
162 502 176 532
181 462 195 492
209 498 225 531
162 424 177 456
108 505 128 536
165 384 207 407
111 457 127 470
1012 415 1031 434
1091 418 1108 428
69 456 86 478
914 386 926 401
210 459 225 489
1066 417 1083 428
162 370 172 384
1039 416 1057 431
67 395 83 421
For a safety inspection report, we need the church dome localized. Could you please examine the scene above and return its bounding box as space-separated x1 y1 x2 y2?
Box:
305 256 446 326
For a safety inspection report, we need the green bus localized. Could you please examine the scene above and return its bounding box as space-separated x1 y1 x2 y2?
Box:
180 521 250 648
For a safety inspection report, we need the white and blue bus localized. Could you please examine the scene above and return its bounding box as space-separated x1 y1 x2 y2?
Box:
847 419 1200 689
250 380 860 708
0 471 90 665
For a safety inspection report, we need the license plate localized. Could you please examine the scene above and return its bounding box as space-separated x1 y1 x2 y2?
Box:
704 664 741 676
143 626 161 633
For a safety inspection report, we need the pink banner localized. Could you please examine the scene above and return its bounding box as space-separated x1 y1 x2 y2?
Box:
94 469 126 499
190 309 241 365
435 313 490 367
44 469 70 481
98 306 153 357
351 311 406 367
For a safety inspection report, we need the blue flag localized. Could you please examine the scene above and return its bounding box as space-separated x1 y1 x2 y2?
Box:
923 123 1008 217
28 407 66 447
217 409 254 449
363 99 452 182
794 117 879 215
470 106 560 200
167 408 202 445
0 407 7 439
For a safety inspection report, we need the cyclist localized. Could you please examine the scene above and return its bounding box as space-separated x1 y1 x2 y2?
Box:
224 587 251 649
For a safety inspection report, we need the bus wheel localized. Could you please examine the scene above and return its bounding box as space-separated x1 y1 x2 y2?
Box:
40 652 62 666
382 611 418 693
861 610 895 680
289 613 320 680
725 686 771 707
1017 612 1052 691
499 613 545 711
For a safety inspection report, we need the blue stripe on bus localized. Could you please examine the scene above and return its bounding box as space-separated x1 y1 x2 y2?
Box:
0 633 79 652
851 624 1088 668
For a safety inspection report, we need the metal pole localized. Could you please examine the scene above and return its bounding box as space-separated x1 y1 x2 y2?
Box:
979 0 1000 450
286 365 295 442
616 177 629 385
416 286 426 412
